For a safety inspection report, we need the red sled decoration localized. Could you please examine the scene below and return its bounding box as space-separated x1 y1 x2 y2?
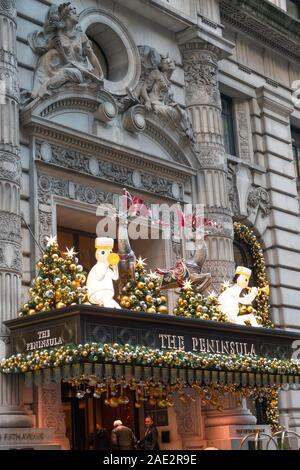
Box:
156 260 190 290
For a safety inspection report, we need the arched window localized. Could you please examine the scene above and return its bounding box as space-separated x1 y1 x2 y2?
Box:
233 236 257 287
87 36 109 79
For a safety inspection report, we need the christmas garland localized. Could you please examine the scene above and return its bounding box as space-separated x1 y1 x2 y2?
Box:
1 343 285 431
234 222 272 327
1 342 300 376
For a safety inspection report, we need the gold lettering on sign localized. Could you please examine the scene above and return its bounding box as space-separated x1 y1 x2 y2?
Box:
159 334 185 350
26 329 64 352
159 333 256 356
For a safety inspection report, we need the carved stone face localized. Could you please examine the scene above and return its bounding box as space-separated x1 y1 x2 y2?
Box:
60 4 78 30
160 57 176 74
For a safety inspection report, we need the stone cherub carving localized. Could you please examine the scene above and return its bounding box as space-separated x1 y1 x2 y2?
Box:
27 2 104 100
132 46 194 141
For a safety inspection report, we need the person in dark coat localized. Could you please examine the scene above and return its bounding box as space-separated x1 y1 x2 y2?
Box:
111 420 137 450
88 424 110 450
140 416 160 451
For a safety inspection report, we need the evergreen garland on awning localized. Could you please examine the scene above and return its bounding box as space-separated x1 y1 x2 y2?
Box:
1 342 300 377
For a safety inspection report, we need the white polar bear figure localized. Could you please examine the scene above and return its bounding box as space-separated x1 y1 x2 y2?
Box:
87 237 121 309
218 266 259 327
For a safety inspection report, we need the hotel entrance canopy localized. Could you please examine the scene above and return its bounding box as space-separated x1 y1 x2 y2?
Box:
2 306 300 388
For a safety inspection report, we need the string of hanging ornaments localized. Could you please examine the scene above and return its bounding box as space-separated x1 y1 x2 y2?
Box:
0 342 286 431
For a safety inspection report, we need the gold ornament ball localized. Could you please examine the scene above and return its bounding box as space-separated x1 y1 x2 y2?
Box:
109 397 119 408
29 309 36 315
158 399 167 408
52 254 59 261
147 307 157 314
158 305 168 314
69 264 76 271
118 396 128 405
56 302 66 309
148 398 157 406
160 296 167 303
125 301 131 309
145 295 153 303
148 281 155 290
137 282 145 290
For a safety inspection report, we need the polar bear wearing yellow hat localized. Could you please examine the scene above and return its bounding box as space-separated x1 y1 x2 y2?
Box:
87 237 121 309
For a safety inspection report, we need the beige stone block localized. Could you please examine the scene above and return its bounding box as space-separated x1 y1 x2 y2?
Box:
266 173 298 196
16 0 50 24
271 286 300 308
266 157 296 179
270 191 300 214
270 209 300 231
264 135 293 159
267 266 300 289
22 256 31 284
266 247 300 270
20 199 30 225
21 227 31 255
21 145 30 171
263 228 300 250
21 172 30 198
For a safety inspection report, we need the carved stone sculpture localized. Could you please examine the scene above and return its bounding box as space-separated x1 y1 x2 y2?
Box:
27 2 104 101
117 212 136 289
247 187 271 218
132 46 194 141
185 238 212 294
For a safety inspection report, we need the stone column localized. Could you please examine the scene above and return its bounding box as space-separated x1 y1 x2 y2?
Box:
180 37 235 290
0 0 32 428
36 383 70 449
204 394 263 450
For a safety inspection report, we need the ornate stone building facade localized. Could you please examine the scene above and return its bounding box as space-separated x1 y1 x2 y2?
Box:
1 0 300 450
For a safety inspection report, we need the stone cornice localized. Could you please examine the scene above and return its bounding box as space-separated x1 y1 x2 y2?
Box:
25 116 195 183
220 0 300 65
35 141 186 202
177 25 235 60
256 86 294 118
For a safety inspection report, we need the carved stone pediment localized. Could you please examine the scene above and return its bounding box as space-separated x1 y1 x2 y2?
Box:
20 87 117 124
20 86 197 171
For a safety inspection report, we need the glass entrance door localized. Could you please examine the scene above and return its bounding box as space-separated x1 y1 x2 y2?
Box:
62 384 140 450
